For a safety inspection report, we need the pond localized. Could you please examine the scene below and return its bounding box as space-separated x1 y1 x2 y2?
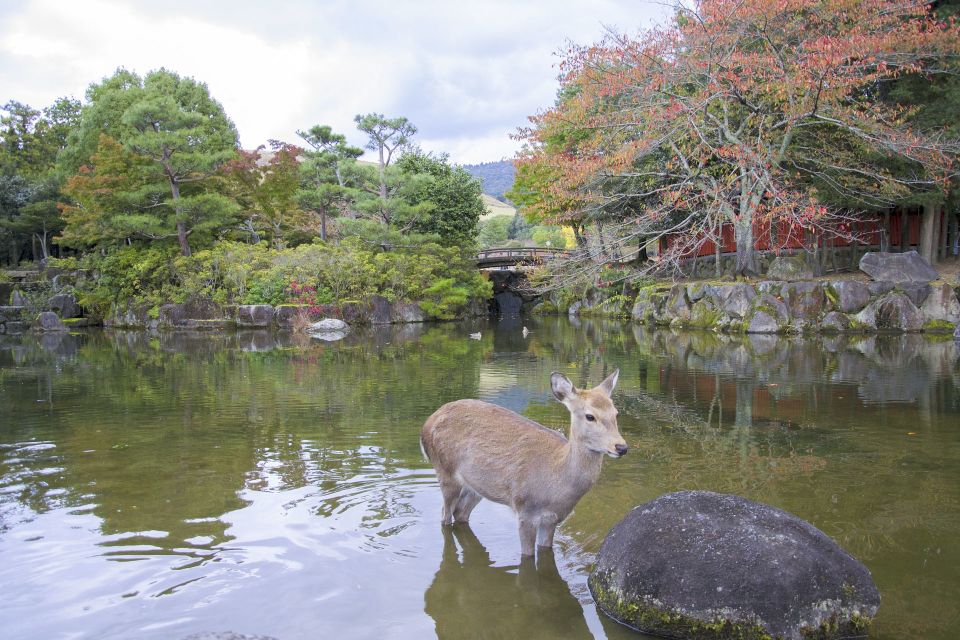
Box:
1 319 958 640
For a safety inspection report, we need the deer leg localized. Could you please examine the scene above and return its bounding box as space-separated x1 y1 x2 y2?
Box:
537 512 560 548
437 476 463 525
518 515 538 556
453 487 482 523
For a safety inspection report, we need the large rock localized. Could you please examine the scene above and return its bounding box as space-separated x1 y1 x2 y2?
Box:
105 303 157 329
158 298 224 328
920 283 960 326
665 284 691 323
897 282 931 307
34 311 67 332
856 292 923 332
391 301 426 323
235 304 275 327
306 318 350 342
746 310 779 334
11 289 29 306
859 250 938 284
821 311 852 333
829 281 870 314
589 491 880 640
717 284 757 319
781 282 824 321
47 293 81 319
766 255 814 281
274 305 309 328
368 295 393 324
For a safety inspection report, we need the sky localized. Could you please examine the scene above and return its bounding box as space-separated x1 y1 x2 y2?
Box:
0 0 672 165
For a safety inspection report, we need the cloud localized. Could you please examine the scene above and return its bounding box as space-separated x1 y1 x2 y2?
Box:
0 0 672 164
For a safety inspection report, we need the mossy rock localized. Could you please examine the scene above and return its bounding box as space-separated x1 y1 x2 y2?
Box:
590 491 880 640
923 319 957 333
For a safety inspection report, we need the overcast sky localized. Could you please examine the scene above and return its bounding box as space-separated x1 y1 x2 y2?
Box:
0 0 672 164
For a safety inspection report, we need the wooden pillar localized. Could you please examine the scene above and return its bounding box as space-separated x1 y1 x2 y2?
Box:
881 211 890 252
900 211 910 253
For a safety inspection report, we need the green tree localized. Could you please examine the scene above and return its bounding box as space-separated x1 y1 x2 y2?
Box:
395 149 484 245
296 125 362 241
60 68 240 256
353 113 417 224
478 215 511 248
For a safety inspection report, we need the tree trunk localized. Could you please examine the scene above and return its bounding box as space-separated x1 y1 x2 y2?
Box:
899 211 910 253
938 207 948 261
733 217 756 276
920 201 938 264
167 173 192 257
320 208 327 242
880 212 890 252
949 213 958 257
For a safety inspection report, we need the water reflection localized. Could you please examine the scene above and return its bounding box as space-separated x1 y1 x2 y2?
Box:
0 321 958 639
425 525 591 640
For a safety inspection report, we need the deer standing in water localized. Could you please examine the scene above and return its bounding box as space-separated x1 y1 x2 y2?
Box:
420 370 627 556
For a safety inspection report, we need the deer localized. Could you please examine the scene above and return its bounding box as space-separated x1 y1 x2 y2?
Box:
420 370 627 556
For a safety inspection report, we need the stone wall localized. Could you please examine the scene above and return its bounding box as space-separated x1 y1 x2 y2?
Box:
573 279 960 334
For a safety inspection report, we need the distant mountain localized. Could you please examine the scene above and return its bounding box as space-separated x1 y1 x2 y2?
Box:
462 160 515 203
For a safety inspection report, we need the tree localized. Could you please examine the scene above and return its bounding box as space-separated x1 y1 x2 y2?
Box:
478 215 511 248
0 97 81 263
517 0 960 276
220 142 308 248
395 149 485 245
353 113 417 224
60 69 240 256
296 125 362 241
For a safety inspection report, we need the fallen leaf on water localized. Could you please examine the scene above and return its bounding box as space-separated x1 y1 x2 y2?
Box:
907 432 917 436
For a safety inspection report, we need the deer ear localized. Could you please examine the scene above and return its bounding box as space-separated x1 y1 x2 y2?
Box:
551 372 576 403
597 368 620 397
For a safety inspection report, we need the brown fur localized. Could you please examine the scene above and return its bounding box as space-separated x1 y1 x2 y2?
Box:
421 370 626 556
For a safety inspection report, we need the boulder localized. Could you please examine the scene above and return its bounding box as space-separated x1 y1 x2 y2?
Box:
47 293 81 319
0 306 25 321
688 298 722 329
391 301 426 323
34 311 67 332
235 304 275 327
821 311 851 333
781 282 824 322
746 310 779 334
308 318 348 332
11 289 28 306
920 283 960 325
896 282 931 307
756 293 790 325
856 292 923 332
665 284 691 323
274 305 309 328
105 303 157 329
867 280 895 297
631 288 668 324
687 282 708 302
859 250 937 284
306 318 350 342
766 255 814 281
158 299 224 328
568 300 583 317
717 284 756 319
368 295 393 324
829 281 871 314
955 322 960 341
589 491 880 640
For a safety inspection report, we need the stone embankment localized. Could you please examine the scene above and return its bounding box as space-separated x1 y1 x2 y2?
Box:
572 252 960 335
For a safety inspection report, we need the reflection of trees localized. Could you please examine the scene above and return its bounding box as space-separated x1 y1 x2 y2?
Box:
424 524 591 640
0 325 486 558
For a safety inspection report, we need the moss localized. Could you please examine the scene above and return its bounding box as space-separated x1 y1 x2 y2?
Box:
61 318 90 326
532 301 558 315
589 573 774 640
923 319 956 333
823 285 839 307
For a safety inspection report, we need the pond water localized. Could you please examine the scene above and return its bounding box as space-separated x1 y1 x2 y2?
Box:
0 319 958 640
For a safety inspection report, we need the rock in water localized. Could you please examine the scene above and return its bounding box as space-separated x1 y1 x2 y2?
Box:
589 491 880 640
859 251 937 284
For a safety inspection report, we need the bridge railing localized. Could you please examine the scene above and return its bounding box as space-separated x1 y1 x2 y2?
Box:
475 247 570 266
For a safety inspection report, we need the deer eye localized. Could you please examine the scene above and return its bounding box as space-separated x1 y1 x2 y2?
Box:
585 414 596 422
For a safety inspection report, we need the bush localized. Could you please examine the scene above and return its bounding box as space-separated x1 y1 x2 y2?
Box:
72 238 491 320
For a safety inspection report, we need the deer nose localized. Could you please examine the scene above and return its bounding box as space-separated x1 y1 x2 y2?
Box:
615 443 629 457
